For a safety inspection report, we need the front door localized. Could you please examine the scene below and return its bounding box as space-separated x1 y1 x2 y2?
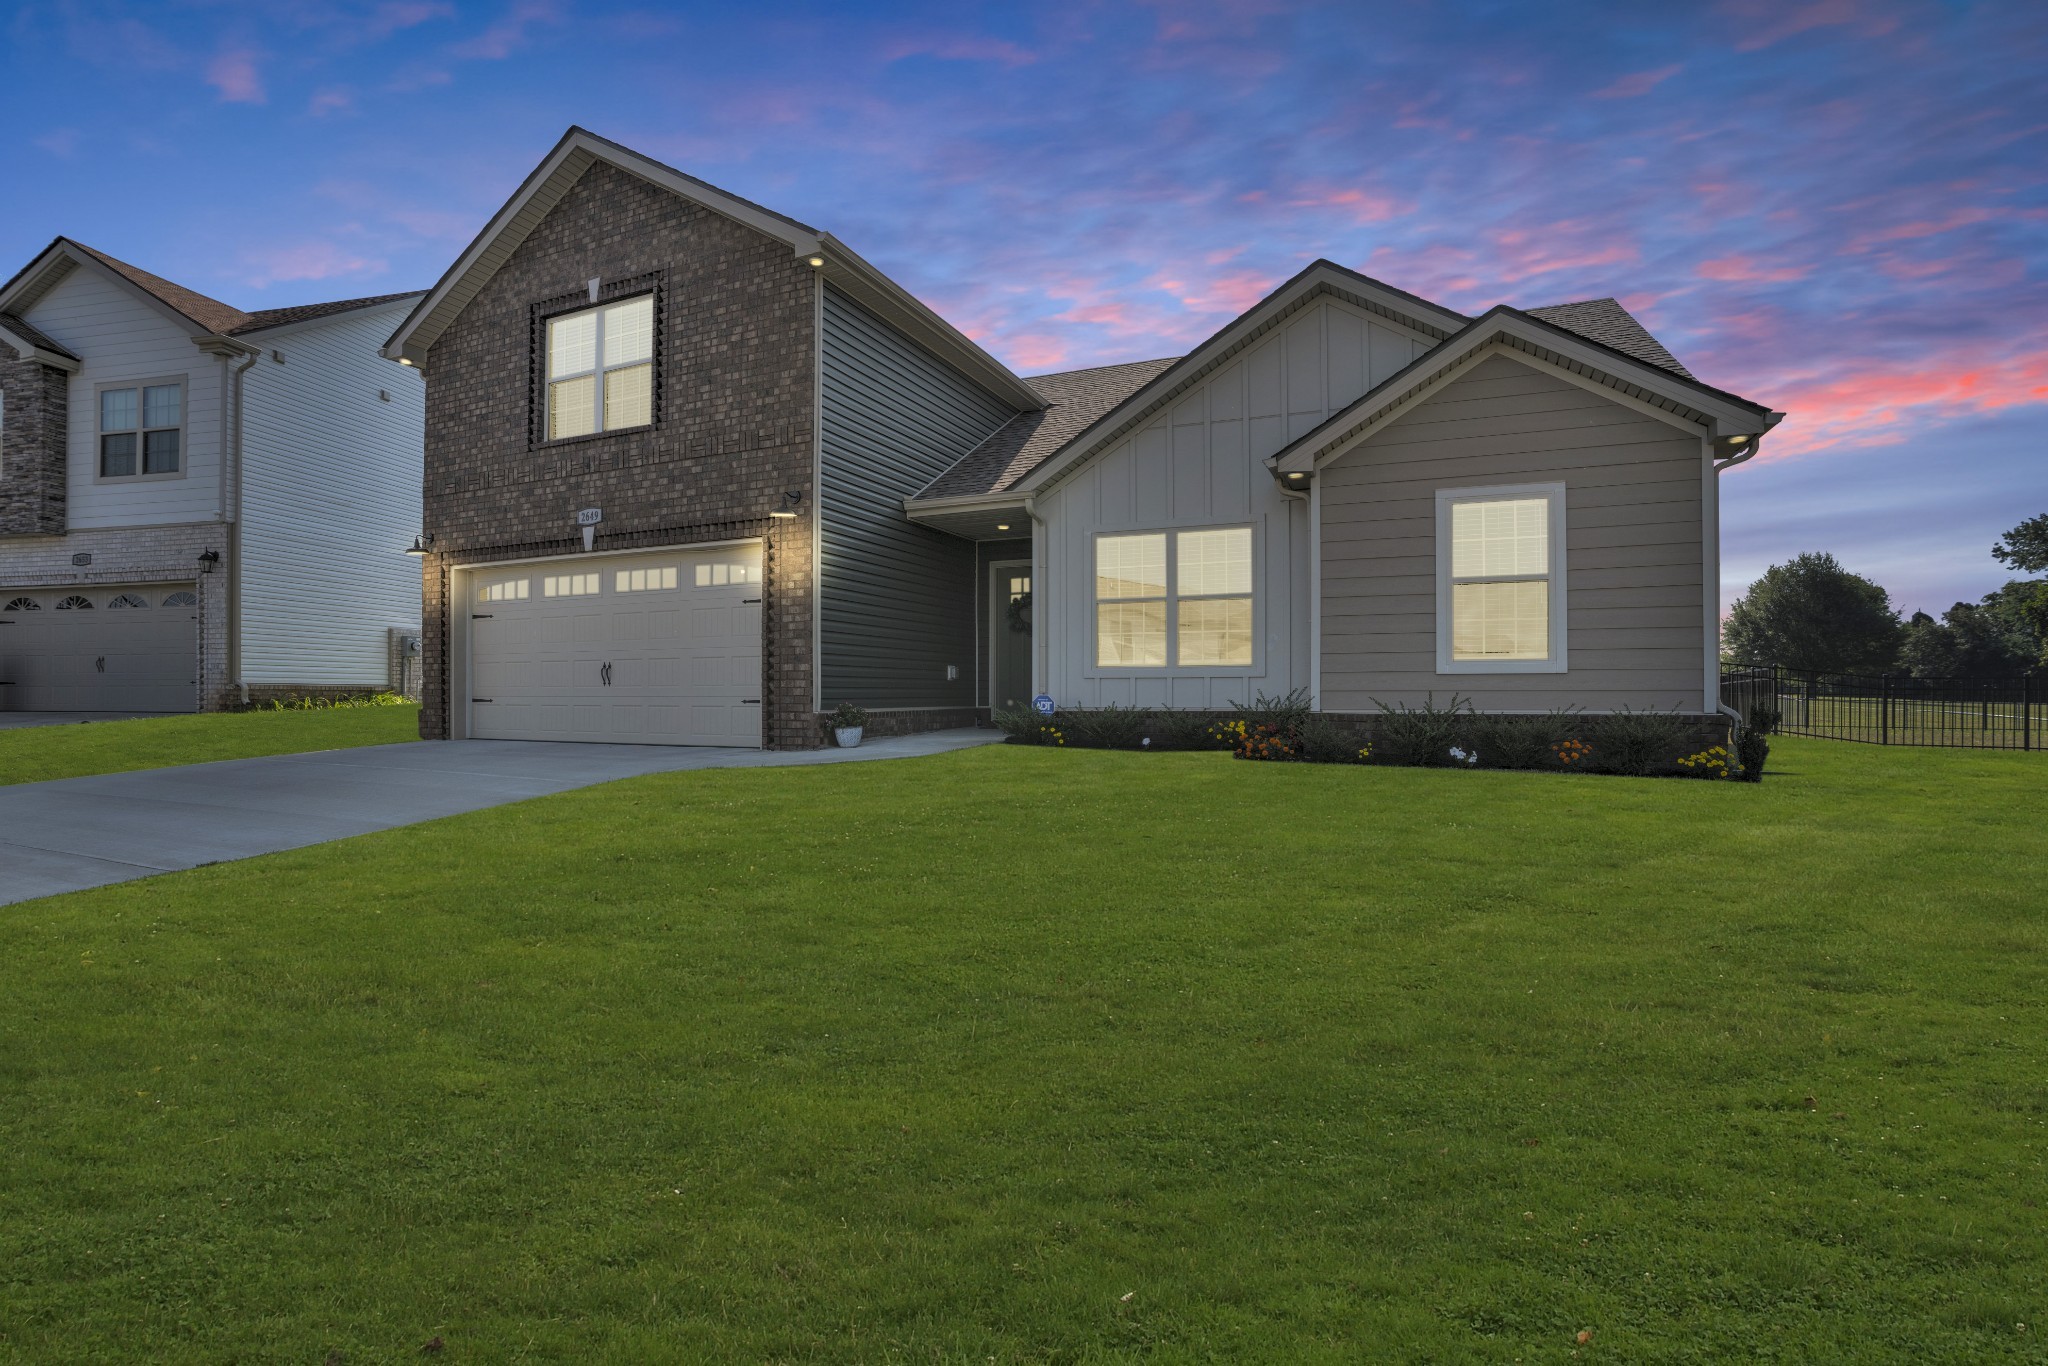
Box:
989 560 1032 711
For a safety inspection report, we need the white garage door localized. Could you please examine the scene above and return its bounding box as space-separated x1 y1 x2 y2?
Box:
467 544 764 747
0 585 200 712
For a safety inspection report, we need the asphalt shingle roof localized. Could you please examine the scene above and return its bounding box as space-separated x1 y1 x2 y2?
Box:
915 356 1181 499
0 311 79 359
1523 297 1693 378
67 241 420 338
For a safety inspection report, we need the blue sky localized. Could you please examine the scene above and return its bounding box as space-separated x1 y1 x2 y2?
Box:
4 0 2044 615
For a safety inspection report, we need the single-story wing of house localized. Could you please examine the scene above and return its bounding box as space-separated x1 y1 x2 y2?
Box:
384 127 1781 749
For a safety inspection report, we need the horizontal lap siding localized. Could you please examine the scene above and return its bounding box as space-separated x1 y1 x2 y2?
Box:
1320 352 1708 713
240 303 424 683
819 287 1013 708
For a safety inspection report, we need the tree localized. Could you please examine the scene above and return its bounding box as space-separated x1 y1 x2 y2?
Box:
1991 512 2048 574
1723 552 1903 673
1898 600 2036 677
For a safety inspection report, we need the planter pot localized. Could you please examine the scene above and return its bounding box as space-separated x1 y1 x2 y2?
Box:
834 725 864 749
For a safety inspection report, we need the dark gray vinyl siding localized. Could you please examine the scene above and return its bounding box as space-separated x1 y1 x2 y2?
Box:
820 285 1016 707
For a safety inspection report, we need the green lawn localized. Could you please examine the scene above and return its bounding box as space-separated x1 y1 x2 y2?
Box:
0 704 421 785
2 739 2042 1361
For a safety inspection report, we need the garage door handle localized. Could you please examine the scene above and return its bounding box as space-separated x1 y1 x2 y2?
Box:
472 698 494 703
96 656 106 672
741 698 760 705
743 597 762 604
471 613 493 620
601 661 613 686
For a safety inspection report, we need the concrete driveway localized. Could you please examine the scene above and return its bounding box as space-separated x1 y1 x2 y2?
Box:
0 729 1002 907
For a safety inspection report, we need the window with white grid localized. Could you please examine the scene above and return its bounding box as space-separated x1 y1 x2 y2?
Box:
546 295 654 440
1436 485 1567 673
1094 526 1254 670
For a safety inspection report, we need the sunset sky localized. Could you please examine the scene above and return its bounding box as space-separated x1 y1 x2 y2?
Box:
4 0 2043 615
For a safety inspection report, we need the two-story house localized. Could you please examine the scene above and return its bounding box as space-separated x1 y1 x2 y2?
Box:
0 239 425 712
386 128 1779 750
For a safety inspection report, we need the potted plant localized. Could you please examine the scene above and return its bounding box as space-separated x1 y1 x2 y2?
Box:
830 701 869 748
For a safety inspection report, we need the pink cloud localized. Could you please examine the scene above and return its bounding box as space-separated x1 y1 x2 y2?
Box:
238 242 386 288
366 1 455 39
1279 184 1413 225
1484 224 1639 285
1845 207 1996 250
206 49 266 104
880 33 1036 67
1745 345 2048 459
1592 65 1682 99
1697 254 1810 283
1728 0 1903 52
450 0 559 61
308 86 355 118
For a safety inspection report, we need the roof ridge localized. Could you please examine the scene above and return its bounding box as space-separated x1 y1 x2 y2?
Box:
1024 355 1184 384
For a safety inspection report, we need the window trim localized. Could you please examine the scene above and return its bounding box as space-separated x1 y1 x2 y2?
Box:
1088 522 1260 675
1434 482 1568 675
533 283 661 447
93 375 190 484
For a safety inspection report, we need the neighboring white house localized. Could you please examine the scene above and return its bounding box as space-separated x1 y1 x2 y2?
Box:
0 238 424 711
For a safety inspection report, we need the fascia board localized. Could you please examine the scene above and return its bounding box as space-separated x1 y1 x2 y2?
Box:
385 127 832 363
1 242 216 340
817 234 1043 411
0 322 81 372
901 490 1028 515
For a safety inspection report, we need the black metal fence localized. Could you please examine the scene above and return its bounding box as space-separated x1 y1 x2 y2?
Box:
1722 664 2038 750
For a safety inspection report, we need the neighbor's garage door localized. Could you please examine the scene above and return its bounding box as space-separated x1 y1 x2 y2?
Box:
467 544 763 747
0 585 200 712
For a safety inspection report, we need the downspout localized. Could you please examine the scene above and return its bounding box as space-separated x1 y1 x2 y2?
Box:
1024 493 1046 698
225 343 260 706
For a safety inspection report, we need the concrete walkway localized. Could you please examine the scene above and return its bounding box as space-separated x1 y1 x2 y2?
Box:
0 729 1004 907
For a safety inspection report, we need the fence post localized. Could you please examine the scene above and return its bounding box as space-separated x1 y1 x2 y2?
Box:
2026 672 2034 752
1880 673 1891 746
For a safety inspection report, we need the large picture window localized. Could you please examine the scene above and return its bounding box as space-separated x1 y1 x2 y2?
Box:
545 295 654 440
1436 484 1567 673
98 380 183 478
1095 526 1254 669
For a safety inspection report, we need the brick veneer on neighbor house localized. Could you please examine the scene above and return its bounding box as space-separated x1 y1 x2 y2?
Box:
0 349 68 537
416 161 818 747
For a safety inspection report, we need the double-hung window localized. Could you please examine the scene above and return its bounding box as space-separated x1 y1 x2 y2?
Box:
546 294 654 439
99 381 183 478
1095 526 1254 669
1436 484 1567 673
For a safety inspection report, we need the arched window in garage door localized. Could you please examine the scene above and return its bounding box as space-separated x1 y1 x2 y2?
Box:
55 595 94 610
3 596 41 612
107 593 151 609
162 591 197 607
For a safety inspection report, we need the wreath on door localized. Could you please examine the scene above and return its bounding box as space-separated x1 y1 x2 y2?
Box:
1006 590 1032 634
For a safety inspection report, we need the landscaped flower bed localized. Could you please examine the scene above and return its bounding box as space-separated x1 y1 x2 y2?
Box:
995 691 1770 780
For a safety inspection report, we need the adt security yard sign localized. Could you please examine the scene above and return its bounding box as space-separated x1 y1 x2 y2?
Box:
1032 693 1056 717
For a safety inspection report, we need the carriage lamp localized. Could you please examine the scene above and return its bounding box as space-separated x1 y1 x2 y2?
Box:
770 490 804 519
198 549 221 573
404 534 434 557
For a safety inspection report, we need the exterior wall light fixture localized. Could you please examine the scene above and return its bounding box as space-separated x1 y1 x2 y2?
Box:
198 549 221 573
404 533 435 556
770 490 804 519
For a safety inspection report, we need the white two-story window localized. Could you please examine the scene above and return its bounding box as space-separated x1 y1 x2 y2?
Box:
546 294 654 440
97 380 183 479
1095 526 1254 669
1435 483 1568 673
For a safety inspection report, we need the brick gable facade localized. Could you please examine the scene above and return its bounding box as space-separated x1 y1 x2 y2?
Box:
416 160 819 746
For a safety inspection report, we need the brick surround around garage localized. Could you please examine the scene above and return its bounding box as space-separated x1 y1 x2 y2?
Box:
415 161 819 747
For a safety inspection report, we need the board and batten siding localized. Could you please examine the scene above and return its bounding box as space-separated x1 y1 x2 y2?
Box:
238 302 424 684
818 284 1014 709
1318 352 1709 713
1035 295 1431 710
21 266 225 530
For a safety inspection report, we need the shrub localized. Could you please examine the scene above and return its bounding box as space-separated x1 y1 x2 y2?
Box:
1149 708 1223 750
1676 745 1732 779
1294 711 1363 764
1229 687 1314 737
828 701 869 729
1588 706 1689 777
1059 703 1152 750
257 691 409 711
1370 693 1472 766
1232 723 1296 761
992 704 1040 740
1467 710 1578 770
1735 700 1778 782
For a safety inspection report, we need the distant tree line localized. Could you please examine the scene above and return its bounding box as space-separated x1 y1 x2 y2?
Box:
1723 512 2048 677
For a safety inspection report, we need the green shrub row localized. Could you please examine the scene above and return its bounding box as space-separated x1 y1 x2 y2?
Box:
251 691 413 712
996 690 1770 780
